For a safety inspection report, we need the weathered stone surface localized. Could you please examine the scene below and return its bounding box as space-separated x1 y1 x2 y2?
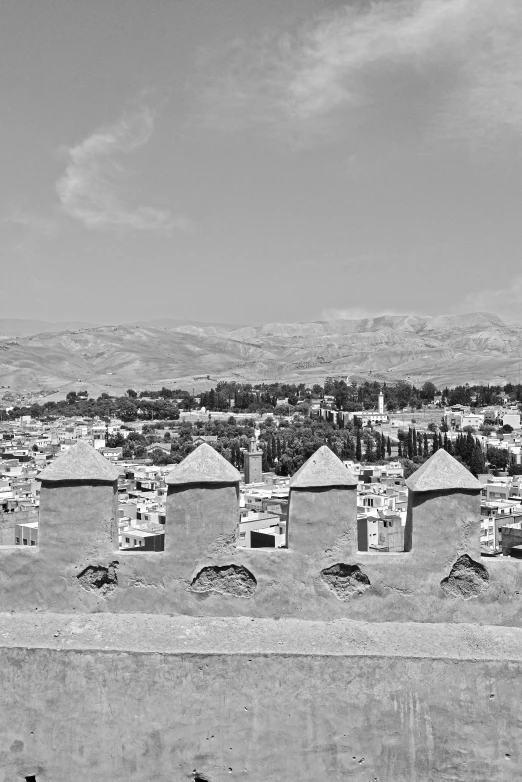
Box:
36 440 119 483
290 445 357 488
77 562 118 598
321 563 371 599
38 481 118 560
441 554 489 599
166 483 239 564
403 483 481 562
1 615 522 781
189 564 257 597
166 442 240 485
406 448 482 492
289 483 358 557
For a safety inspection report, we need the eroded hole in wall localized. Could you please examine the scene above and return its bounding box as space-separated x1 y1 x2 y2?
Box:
189 564 256 598
25 776 37 782
77 562 118 597
193 770 211 781
440 554 489 599
321 563 371 600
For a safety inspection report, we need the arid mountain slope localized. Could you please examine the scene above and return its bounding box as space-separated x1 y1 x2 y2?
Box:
1 312 521 395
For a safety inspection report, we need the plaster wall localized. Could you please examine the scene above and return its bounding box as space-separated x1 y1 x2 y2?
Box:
404 489 481 563
288 486 357 557
0 615 521 782
2 482 522 623
166 483 239 567
39 481 118 562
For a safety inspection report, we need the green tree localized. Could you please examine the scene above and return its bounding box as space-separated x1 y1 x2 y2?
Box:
469 443 486 477
421 381 437 402
364 435 374 463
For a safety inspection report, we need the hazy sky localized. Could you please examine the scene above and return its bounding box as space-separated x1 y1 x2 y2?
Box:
1 0 522 325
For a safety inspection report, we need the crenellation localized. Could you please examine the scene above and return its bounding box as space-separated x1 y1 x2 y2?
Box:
0 440 522 622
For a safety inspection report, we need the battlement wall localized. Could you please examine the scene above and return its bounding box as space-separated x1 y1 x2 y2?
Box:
0 442 519 624
1 444 521 781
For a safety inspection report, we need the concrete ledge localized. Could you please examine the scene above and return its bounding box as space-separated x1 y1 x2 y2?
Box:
0 613 522 660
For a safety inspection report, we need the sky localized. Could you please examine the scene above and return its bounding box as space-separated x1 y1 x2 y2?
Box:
1 0 522 326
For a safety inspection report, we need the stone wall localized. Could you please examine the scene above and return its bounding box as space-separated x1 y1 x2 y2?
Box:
1 443 521 781
0 614 521 782
0 445 518 625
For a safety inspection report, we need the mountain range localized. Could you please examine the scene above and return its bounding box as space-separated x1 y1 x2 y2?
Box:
1 312 521 398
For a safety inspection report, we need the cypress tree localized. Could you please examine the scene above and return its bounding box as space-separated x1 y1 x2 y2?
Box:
465 431 474 464
398 440 403 458
443 432 448 451
375 434 382 461
266 438 273 467
365 435 374 463
412 428 418 456
387 436 391 457
438 432 443 450
407 428 414 459
423 433 429 457
469 442 486 477
432 433 439 455
356 429 362 461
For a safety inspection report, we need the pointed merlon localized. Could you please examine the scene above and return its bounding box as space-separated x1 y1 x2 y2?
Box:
166 442 241 485
405 448 482 492
290 445 358 489
36 440 120 483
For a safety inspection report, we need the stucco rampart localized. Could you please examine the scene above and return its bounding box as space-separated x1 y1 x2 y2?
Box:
0 445 520 623
1 614 522 782
2 445 522 780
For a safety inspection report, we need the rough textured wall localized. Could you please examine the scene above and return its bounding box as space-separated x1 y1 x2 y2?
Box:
404 489 481 563
288 486 357 556
166 483 239 566
0 614 521 782
0 475 521 624
39 480 117 559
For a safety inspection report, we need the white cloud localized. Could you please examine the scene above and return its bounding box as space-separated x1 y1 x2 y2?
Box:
56 108 190 232
199 0 522 145
321 306 411 321
460 277 522 324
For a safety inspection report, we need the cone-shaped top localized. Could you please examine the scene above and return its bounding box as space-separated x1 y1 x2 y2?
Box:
166 442 241 485
290 445 357 489
405 448 482 492
36 440 120 483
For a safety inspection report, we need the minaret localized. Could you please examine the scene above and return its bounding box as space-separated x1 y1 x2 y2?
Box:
378 392 384 415
244 437 263 484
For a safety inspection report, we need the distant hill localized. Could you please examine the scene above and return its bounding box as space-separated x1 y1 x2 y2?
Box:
0 318 98 338
123 318 246 330
0 312 521 395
